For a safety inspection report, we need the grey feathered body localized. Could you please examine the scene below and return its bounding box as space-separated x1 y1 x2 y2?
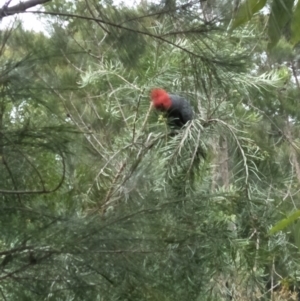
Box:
167 94 194 127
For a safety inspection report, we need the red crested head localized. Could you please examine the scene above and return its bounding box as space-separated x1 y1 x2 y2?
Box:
150 88 172 111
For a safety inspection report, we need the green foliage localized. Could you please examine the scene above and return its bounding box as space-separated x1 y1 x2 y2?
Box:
291 0 300 46
267 0 295 50
231 0 300 50
230 0 267 30
270 210 300 234
269 39 295 63
1 0 300 300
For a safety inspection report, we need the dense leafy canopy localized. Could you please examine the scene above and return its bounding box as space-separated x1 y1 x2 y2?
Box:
0 0 300 300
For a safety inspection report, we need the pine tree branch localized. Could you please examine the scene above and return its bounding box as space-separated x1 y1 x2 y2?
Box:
118 1 197 25
0 150 66 195
25 10 218 62
84 0 110 34
0 0 51 18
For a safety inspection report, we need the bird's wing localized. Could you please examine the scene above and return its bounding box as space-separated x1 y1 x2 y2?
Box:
169 94 194 125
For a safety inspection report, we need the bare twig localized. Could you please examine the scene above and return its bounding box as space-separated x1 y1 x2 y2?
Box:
101 161 127 209
132 89 145 144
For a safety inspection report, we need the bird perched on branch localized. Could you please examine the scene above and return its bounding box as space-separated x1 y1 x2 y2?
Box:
150 88 194 128
150 88 206 160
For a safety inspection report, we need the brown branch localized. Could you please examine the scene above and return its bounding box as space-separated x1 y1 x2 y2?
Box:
107 80 129 128
186 124 202 175
3 134 47 191
115 134 162 192
84 0 110 34
101 161 127 210
162 27 215 37
1 156 22 204
118 0 200 25
0 150 66 195
80 199 184 241
25 10 212 61
0 22 14 56
0 246 34 257
219 136 229 188
0 287 7 301
0 251 56 281
87 249 166 254
285 119 300 184
0 0 51 18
